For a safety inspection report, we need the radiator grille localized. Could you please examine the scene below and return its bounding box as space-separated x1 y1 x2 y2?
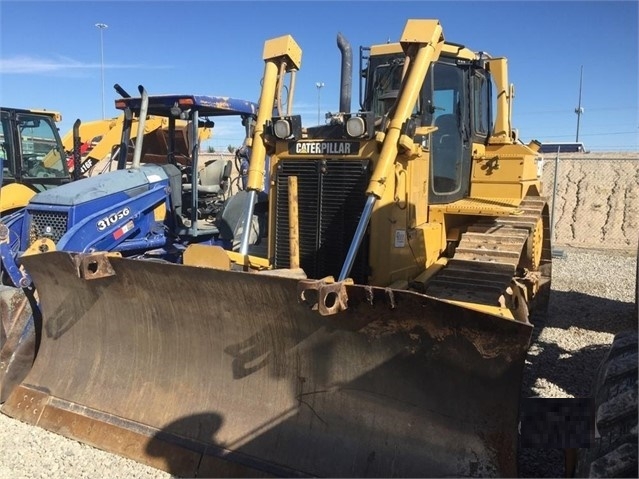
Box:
28 211 68 246
274 159 370 283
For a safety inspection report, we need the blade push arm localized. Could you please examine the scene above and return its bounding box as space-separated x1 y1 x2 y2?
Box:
339 19 445 281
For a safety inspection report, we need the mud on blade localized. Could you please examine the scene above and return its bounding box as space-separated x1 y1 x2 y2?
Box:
3 251 532 477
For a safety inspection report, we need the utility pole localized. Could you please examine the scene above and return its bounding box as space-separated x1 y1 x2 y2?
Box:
315 82 324 124
95 23 108 119
575 65 584 142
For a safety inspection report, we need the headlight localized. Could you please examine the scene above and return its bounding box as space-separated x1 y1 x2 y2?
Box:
267 115 302 140
273 119 292 139
344 112 374 139
346 116 366 138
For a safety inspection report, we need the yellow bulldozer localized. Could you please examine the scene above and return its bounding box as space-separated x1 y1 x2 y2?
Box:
1 19 552 477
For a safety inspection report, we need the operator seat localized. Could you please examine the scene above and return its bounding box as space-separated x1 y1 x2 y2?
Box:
183 159 231 196
433 114 458 149
432 114 461 191
160 163 184 228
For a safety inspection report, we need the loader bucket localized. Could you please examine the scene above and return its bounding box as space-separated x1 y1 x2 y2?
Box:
2 251 532 478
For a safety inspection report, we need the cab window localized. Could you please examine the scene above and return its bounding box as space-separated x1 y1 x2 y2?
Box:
430 62 464 195
18 114 67 178
0 116 13 179
472 72 491 138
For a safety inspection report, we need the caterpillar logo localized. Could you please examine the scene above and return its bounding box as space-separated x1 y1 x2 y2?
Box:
290 141 359 155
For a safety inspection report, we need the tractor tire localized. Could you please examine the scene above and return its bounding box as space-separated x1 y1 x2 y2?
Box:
575 329 638 478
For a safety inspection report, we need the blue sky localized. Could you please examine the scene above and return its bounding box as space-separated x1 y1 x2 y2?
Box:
1 0 637 152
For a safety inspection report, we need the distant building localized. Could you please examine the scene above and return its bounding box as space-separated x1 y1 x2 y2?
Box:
539 142 587 154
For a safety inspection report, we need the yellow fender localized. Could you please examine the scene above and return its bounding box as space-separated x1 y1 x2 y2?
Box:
0 184 36 215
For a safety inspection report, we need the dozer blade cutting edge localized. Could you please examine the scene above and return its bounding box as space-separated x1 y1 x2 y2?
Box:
2 251 532 478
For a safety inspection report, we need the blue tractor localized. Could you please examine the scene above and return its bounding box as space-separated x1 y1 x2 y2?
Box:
0 87 257 400
0 86 258 288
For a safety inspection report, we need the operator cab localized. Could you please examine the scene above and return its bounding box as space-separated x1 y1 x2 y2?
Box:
114 91 258 239
361 44 493 204
1 108 70 191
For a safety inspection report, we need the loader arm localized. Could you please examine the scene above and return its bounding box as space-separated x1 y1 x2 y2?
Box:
246 36 302 194
60 117 120 153
339 19 444 281
239 35 302 255
366 20 443 199
0 211 28 287
487 57 514 144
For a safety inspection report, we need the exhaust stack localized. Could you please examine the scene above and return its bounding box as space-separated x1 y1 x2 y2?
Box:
337 32 352 114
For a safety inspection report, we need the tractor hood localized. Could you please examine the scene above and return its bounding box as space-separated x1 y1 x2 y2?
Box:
28 165 170 207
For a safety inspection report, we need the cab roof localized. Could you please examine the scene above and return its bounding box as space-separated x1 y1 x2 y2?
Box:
0 107 62 122
369 41 478 61
114 94 258 117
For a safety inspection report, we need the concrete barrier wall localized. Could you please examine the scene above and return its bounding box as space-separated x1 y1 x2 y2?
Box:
542 152 639 250
202 151 639 251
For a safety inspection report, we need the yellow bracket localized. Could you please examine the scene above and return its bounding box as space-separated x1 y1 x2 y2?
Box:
23 238 57 256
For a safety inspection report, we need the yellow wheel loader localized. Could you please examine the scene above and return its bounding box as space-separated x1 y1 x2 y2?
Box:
1 108 72 215
1 19 551 477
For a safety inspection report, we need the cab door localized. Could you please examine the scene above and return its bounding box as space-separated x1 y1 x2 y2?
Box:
15 111 71 191
428 61 472 205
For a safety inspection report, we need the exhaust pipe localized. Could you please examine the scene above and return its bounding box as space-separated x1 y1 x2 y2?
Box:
72 119 82 180
337 33 352 114
113 83 131 99
131 85 149 169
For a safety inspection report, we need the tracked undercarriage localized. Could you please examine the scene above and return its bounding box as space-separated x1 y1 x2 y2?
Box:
421 196 552 322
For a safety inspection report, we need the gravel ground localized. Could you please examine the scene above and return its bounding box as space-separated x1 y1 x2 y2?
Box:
518 246 637 477
0 246 636 478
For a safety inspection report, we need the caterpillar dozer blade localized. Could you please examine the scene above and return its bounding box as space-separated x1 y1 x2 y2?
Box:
2 251 532 478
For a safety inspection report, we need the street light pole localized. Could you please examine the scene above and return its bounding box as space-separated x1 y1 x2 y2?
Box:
95 23 108 120
575 65 584 142
315 82 324 124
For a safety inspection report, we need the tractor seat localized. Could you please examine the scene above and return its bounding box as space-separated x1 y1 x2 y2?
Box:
433 114 458 146
183 159 231 195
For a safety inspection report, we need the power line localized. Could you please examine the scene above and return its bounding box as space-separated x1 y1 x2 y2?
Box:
517 107 638 115
539 131 638 138
95 23 108 119
587 146 639 150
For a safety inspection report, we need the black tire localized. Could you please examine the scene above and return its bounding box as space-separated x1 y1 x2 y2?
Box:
634 238 638 321
575 330 638 478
